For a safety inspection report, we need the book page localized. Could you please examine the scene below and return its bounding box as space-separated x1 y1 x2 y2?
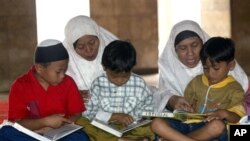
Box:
43 123 82 140
11 121 82 141
91 118 151 137
141 111 174 117
141 110 207 122
120 119 151 132
173 109 207 122
91 119 123 137
13 122 51 141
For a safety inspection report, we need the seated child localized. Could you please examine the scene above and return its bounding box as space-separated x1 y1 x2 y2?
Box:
77 40 154 141
151 37 245 141
0 39 89 141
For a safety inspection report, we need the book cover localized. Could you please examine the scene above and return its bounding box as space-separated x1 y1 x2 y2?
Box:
91 118 151 137
142 109 207 122
173 109 207 122
0 120 82 141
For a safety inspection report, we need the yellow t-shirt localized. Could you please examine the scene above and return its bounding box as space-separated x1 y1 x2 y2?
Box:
184 74 245 124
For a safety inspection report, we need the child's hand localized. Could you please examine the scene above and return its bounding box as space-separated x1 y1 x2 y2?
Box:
112 113 134 126
44 114 72 128
80 90 90 104
170 96 194 112
34 127 52 134
205 109 226 122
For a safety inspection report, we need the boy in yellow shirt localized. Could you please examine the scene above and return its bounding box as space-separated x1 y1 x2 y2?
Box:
151 37 245 141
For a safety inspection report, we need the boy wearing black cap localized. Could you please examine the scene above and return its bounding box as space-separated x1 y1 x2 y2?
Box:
0 39 89 140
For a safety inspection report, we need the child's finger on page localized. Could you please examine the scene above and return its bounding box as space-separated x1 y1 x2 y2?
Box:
63 118 73 124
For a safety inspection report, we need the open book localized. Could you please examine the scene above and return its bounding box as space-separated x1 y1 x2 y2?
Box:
142 109 207 122
91 118 151 137
0 120 82 141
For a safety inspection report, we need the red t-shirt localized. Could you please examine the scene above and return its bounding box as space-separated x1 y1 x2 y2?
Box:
8 66 85 121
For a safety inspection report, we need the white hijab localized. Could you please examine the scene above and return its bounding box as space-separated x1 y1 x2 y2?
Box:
63 15 118 90
158 20 249 96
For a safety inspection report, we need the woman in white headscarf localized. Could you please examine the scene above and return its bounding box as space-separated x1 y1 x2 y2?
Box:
150 20 249 141
63 15 118 103
158 20 248 96
153 20 249 113
64 15 153 141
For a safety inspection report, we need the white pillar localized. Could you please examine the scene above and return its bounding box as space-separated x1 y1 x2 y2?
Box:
36 0 90 42
157 0 201 56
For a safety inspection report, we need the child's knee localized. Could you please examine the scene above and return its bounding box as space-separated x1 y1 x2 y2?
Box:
208 119 225 135
150 118 164 131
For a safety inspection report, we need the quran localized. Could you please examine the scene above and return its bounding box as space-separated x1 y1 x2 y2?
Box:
91 118 151 137
142 109 207 122
0 120 82 141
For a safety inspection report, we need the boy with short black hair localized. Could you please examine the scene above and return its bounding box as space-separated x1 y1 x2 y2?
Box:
77 40 154 141
151 37 245 141
0 39 89 140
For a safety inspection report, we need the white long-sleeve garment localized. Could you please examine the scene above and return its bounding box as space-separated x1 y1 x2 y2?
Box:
63 15 118 90
157 20 249 99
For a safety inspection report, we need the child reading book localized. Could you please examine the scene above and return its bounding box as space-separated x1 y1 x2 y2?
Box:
151 37 246 141
77 40 154 141
0 39 89 140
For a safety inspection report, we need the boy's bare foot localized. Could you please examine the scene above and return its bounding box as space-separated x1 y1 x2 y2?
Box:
118 137 150 141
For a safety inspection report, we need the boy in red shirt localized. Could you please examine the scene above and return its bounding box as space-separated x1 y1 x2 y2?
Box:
0 39 89 140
